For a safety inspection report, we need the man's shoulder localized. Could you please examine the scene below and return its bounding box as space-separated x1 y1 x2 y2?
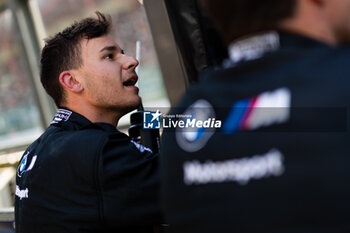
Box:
174 46 350 110
194 46 350 84
27 124 111 163
43 124 108 145
17 125 113 187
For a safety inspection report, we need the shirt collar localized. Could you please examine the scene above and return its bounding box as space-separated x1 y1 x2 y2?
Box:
51 108 123 133
50 108 98 130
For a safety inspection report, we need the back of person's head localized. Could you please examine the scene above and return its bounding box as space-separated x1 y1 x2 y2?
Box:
40 12 111 107
200 0 296 45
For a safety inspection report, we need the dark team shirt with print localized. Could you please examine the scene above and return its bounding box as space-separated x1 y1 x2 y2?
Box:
161 31 350 233
15 109 162 233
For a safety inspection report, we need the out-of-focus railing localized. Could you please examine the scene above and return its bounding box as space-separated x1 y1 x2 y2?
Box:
0 207 14 233
0 208 14 222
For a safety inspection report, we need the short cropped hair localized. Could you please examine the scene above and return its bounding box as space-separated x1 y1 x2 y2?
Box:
40 12 111 107
200 0 296 44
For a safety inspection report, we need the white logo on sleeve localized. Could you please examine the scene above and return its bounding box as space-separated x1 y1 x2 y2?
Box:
16 185 29 200
130 140 153 154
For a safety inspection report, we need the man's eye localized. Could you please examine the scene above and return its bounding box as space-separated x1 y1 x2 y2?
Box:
104 54 114 60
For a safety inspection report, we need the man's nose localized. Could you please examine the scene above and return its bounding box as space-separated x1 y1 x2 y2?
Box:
122 55 139 70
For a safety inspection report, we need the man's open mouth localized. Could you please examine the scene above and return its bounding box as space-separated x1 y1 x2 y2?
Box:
123 76 138 86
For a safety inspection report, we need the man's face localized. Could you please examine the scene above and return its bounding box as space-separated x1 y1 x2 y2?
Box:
324 0 350 44
75 35 141 115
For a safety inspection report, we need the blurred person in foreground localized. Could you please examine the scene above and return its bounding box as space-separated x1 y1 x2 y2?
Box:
15 12 162 233
161 0 350 232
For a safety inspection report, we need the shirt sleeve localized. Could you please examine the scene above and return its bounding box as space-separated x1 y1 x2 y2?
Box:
97 132 163 228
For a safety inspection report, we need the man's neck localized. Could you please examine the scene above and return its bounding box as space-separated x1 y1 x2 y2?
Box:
278 1 338 46
279 21 337 46
62 104 121 127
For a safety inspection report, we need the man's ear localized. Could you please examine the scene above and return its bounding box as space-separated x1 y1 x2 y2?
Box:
59 71 83 93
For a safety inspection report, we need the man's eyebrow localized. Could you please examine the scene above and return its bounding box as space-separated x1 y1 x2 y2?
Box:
99 45 118 53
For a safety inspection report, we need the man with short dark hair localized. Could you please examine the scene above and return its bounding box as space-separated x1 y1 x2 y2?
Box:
15 12 162 233
161 0 350 232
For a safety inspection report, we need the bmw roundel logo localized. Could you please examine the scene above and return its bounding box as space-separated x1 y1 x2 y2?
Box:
176 99 216 152
17 152 29 177
17 152 37 177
